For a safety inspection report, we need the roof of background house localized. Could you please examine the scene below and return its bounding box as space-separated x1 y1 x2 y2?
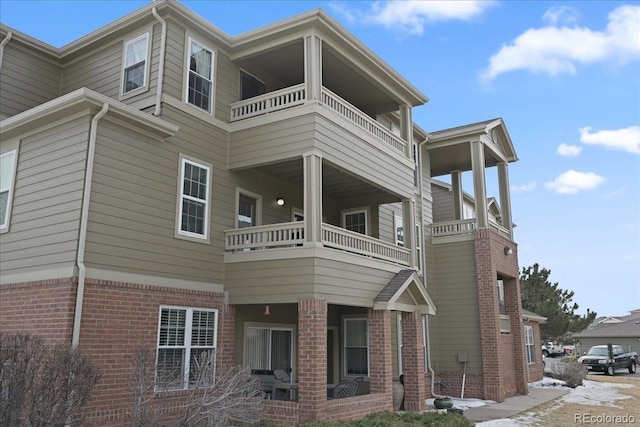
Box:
574 311 640 338
522 309 546 323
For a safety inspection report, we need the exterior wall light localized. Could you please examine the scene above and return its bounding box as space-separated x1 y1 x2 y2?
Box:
504 247 513 256
276 197 285 206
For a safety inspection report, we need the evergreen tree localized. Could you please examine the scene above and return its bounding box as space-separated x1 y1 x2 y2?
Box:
520 263 596 342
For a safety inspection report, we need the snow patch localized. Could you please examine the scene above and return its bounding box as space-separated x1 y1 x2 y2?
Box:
561 380 633 406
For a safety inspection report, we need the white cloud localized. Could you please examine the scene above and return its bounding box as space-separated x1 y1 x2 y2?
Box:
481 5 640 80
557 143 582 157
544 170 605 194
579 125 640 154
511 182 536 192
363 0 497 35
543 6 580 26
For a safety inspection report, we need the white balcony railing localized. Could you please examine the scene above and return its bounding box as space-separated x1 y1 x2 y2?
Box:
321 223 411 266
431 219 476 237
230 84 306 122
224 222 411 266
321 87 408 156
225 222 304 251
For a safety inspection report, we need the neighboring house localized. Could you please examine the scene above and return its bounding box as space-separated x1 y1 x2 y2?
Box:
574 309 640 355
0 1 527 424
522 309 546 383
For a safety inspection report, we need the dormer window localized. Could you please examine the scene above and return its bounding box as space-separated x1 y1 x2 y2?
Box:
186 38 214 113
122 33 149 94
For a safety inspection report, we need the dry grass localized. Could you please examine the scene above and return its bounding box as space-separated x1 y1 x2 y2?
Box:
521 374 639 426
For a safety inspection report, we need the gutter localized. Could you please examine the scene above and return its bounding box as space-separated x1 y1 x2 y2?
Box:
72 103 109 347
0 31 13 73
151 7 167 116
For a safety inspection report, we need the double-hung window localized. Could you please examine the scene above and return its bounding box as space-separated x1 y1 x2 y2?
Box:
0 149 18 231
343 317 368 376
186 38 214 113
342 208 368 235
415 224 422 270
156 306 218 390
122 33 149 94
177 156 211 240
394 214 404 246
524 325 535 364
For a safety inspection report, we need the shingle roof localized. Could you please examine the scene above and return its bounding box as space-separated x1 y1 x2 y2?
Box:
375 270 415 302
574 317 640 338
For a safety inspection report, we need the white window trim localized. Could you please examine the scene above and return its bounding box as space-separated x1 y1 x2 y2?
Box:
156 305 218 391
397 313 403 375
235 188 263 228
394 213 404 246
0 144 19 233
184 35 216 115
341 207 370 235
243 322 296 381
120 30 151 98
415 223 422 271
524 325 535 364
175 155 211 242
342 315 369 378
497 280 505 302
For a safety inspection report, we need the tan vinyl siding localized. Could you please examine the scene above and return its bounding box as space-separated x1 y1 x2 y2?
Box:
431 240 482 372
163 19 186 101
0 43 61 119
215 51 235 123
0 116 90 276
432 184 454 223
84 107 228 282
61 42 122 99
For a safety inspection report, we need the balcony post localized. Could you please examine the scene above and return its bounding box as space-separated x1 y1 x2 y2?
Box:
304 34 322 101
303 151 323 245
402 198 416 268
497 162 513 238
470 140 488 229
451 170 463 221
399 104 413 158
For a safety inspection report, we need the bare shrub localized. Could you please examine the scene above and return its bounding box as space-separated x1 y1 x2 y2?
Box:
129 348 264 427
0 332 101 427
550 355 587 388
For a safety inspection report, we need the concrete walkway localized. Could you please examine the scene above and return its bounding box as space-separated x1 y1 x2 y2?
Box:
463 388 570 422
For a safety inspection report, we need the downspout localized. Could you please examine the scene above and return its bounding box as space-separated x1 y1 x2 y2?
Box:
72 103 109 347
418 134 444 398
152 7 167 116
0 31 13 73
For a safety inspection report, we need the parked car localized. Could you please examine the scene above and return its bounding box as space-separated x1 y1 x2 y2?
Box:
542 342 565 357
563 344 575 355
578 345 638 375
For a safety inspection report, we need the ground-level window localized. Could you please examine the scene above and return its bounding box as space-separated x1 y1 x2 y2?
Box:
156 306 218 390
524 325 535 364
342 208 368 235
0 149 17 231
343 317 368 376
245 325 294 378
177 156 211 240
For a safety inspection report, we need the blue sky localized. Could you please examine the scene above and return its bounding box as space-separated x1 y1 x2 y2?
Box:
1 1 638 318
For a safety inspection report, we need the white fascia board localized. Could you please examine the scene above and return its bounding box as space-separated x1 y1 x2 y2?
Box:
0 88 178 141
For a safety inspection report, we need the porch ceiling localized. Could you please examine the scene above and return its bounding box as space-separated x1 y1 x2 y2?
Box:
257 159 400 202
234 40 400 117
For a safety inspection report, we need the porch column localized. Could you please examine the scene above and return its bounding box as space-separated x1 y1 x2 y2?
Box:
401 310 426 411
399 104 413 159
497 162 513 238
303 151 323 245
451 170 463 221
216 304 235 374
504 278 528 395
368 309 393 399
304 34 322 101
470 140 488 228
298 299 328 423
402 198 416 268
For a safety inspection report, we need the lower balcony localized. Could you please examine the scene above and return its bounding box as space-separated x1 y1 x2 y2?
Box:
225 222 411 267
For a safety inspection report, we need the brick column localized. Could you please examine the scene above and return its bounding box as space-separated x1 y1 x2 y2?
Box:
298 299 327 423
368 309 392 396
474 228 503 402
504 277 528 395
402 310 426 411
217 304 235 373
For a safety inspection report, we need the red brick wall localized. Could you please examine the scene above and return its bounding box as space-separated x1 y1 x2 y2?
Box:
474 228 527 402
368 308 392 395
297 298 328 423
0 278 77 344
401 310 426 411
325 393 390 421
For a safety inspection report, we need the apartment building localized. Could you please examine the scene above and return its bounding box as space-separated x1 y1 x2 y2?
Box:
0 0 540 424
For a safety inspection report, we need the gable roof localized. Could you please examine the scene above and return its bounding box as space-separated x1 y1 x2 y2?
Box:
522 309 546 323
374 270 436 315
573 317 640 339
